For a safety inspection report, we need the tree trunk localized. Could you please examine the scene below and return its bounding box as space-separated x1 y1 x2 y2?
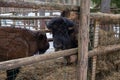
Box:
100 0 111 31
100 0 111 13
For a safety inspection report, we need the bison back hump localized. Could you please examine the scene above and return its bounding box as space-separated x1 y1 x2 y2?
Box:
0 27 36 61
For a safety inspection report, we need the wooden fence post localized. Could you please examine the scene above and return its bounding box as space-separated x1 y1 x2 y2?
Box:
91 21 99 80
77 0 90 80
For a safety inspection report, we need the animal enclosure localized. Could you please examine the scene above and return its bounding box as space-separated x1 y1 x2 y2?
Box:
0 0 120 80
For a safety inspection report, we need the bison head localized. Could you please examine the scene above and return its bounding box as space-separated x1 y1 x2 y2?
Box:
46 17 76 51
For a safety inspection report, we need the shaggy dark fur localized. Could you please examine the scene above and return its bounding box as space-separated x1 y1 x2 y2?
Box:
0 27 49 80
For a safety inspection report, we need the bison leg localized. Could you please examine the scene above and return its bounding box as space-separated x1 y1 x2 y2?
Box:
6 67 20 80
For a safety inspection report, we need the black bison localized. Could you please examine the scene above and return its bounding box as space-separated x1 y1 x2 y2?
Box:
0 27 49 80
46 17 78 64
46 9 79 64
47 17 77 50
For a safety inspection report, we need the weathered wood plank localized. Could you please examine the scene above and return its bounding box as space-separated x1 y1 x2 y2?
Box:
0 15 55 20
90 12 120 23
77 0 90 80
91 21 99 80
0 48 78 70
89 44 120 57
0 0 78 10
0 13 120 23
0 44 120 70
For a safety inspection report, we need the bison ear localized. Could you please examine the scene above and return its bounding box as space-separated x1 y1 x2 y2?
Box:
46 19 55 30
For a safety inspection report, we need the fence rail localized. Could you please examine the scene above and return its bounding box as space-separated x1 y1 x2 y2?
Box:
0 0 78 10
0 44 120 70
0 15 55 20
0 48 78 70
90 13 120 23
0 13 120 22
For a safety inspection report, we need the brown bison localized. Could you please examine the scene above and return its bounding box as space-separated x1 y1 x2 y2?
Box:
0 27 49 80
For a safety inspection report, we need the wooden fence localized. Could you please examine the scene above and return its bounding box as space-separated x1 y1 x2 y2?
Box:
0 0 120 80
0 43 120 70
0 0 79 10
0 13 120 21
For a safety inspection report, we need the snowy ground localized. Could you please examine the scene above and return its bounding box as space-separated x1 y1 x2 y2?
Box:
46 33 55 53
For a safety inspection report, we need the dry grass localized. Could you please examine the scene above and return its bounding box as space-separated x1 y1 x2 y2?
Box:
95 29 120 80
15 58 77 80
